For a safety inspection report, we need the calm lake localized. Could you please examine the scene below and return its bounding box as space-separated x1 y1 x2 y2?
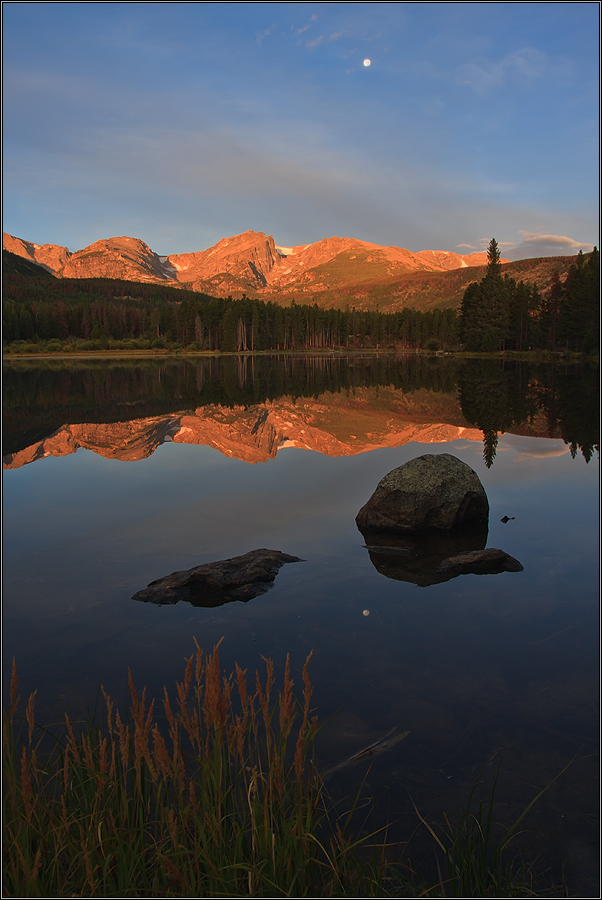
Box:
3 354 599 893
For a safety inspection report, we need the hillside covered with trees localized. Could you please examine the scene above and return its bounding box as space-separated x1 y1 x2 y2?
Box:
459 240 599 354
2 250 457 352
261 251 580 313
3 243 597 355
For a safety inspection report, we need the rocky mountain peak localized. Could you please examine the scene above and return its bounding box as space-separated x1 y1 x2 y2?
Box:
59 235 174 282
2 232 71 273
2 228 511 298
167 230 280 289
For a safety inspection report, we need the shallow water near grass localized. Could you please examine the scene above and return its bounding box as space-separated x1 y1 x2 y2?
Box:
3 355 599 894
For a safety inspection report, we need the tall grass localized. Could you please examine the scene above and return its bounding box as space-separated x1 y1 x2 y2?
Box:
3 641 396 898
411 756 571 898
3 642 571 898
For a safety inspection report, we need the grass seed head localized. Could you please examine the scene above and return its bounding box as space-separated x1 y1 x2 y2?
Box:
25 690 37 746
20 745 33 822
9 657 19 713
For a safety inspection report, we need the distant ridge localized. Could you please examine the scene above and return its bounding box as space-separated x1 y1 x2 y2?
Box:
2 229 581 311
3 228 500 287
3 232 70 274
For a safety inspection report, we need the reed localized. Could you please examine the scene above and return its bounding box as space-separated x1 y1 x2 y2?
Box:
3 644 568 898
3 642 397 898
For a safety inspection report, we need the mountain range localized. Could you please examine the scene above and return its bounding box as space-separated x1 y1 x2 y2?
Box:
3 228 499 290
4 229 581 312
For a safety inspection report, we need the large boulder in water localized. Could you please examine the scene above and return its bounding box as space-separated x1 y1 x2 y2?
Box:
356 453 489 534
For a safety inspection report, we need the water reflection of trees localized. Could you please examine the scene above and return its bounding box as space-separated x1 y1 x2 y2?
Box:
3 356 599 464
2 355 461 453
457 360 599 466
555 364 600 463
457 361 540 467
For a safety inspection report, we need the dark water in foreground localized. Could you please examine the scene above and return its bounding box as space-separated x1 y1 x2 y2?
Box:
3 355 599 893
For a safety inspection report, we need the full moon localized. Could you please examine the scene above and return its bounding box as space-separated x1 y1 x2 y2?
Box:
363 58 371 67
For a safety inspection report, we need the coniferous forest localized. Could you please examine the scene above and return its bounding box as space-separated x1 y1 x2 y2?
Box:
459 240 599 354
2 243 598 354
2 250 456 352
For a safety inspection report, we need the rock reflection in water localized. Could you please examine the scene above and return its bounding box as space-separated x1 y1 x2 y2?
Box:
359 525 489 587
140 582 274 609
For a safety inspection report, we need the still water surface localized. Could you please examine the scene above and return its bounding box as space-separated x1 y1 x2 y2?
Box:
3 355 599 891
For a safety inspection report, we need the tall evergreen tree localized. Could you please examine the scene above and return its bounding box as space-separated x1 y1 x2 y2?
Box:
476 239 510 350
458 282 482 350
487 237 502 272
459 239 511 351
544 271 563 349
558 248 599 353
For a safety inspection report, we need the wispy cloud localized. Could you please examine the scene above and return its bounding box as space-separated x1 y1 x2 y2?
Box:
456 233 596 261
505 232 595 260
297 14 317 35
256 24 276 47
306 36 324 49
456 47 547 94
471 238 515 251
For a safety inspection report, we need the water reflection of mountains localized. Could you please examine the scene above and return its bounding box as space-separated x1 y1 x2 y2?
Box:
3 356 598 467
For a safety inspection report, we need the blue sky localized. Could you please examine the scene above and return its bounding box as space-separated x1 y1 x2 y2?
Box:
3 2 599 259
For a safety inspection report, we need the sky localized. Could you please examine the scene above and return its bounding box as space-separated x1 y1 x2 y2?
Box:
2 2 599 260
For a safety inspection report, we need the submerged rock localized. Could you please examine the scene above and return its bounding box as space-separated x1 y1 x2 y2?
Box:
356 454 489 534
437 548 523 576
132 549 304 608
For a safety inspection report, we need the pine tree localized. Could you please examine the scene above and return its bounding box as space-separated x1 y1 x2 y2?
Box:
508 280 531 350
459 282 482 350
544 271 563 349
220 306 239 352
459 239 511 351
558 248 599 353
487 237 502 272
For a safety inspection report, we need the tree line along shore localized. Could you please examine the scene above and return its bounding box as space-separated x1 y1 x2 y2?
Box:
2 244 598 355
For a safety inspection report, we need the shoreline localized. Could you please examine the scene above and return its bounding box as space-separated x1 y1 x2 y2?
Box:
2 348 591 363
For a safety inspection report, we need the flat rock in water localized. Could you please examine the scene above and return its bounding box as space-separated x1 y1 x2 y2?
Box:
132 548 304 607
437 548 523 576
356 453 489 533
